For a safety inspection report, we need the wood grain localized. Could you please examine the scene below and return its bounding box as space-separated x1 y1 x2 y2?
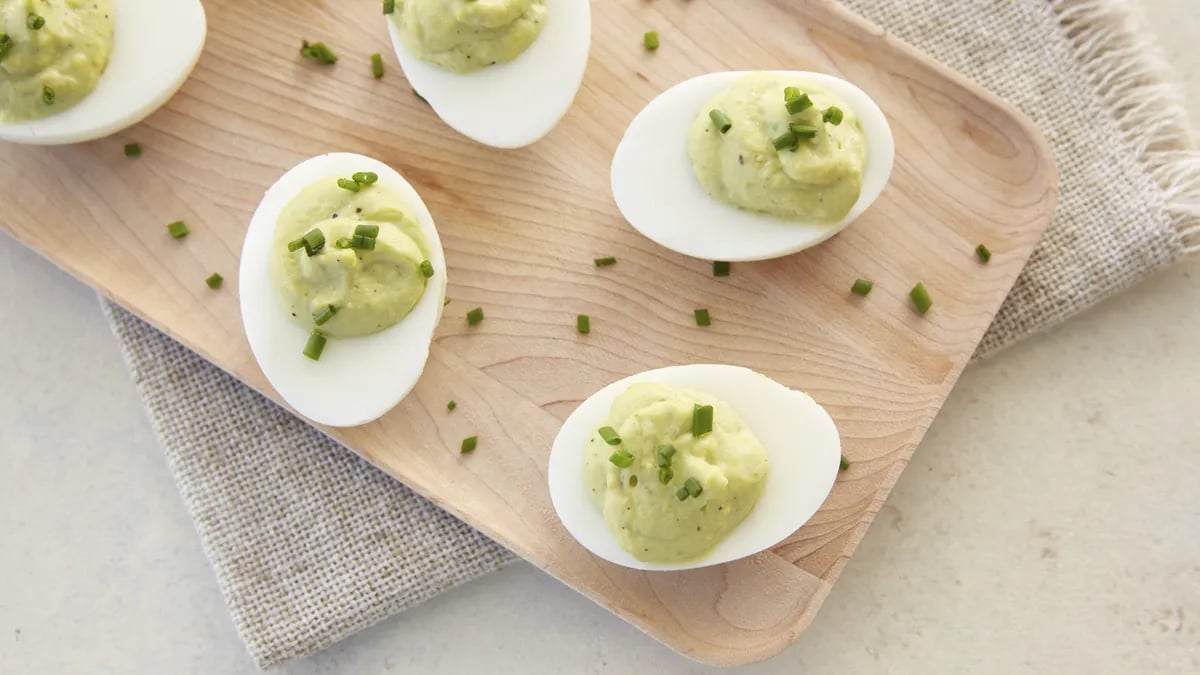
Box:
0 0 1057 665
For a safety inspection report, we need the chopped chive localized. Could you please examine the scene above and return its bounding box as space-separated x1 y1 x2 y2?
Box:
447 400 457 411
789 123 819 139
684 477 703 498
594 256 617 267
609 449 634 468
784 86 801 101
123 143 142 158
772 130 798 151
851 278 874 296
26 14 44 30
303 330 327 361
708 109 732 134
352 171 378 186
576 314 590 334
676 487 690 501
655 444 676 467
166 221 190 239
359 235 377 251
629 474 639 488
0 34 12 63
840 455 850 471
785 91 812 114
443 297 451 306
910 282 933 314
288 237 307 252
643 30 659 51
461 436 478 454
712 261 731 277
419 259 435 278
597 426 621 446
692 404 714 437
466 307 484 325
313 304 338 326
41 86 54 105
205 273 223 290
975 244 992 263
822 106 844 126
658 467 674 484
694 308 711 327
383 0 395 14
302 228 326 256
370 52 384 79
337 177 360 192
413 89 429 105
300 39 338 65
334 237 353 249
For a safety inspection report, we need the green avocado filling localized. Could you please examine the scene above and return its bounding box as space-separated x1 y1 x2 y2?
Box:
389 0 546 74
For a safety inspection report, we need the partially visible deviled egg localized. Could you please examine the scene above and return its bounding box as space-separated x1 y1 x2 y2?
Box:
548 364 841 571
239 153 447 428
611 71 895 261
0 0 206 145
385 0 591 149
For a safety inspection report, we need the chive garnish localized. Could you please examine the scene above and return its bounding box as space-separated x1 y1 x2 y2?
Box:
658 467 674 484
910 282 933 314
370 53 384 79
772 130 797 151
383 0 395 14
447 400 457 411
594 256 617 267
822 106 844 126
443 297 451 306
419 259 434 278
784 86 801 101
643 30 659 51
789 123 818 139
851 278 874 296
334 237 352 249
629 475 639 488
41 86 54 105
684 477 703 498
840 455 850 471
337 178 360 192
694 308 711 327
300 40 338 65
597 426 621 446
461 436 478 454
712 261 730 277
676 487 690 501
313 304 337 326
123 143 141 158
655 444 676 467
302 228 326 256
303 330 327 361
708 109 732 134
576 314 590 334
466 307 484 325
692 404 714 437
354 224 380 238
975 244 992 263
288 237 307 252
609 449 634 468
0 34 12 64
167 221 190 239
26 14 44 30
352 171 378 186
785 91 812 114
205 273 223 290
349 234 376 251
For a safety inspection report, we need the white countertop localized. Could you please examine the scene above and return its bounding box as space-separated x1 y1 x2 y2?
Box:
3 2 1198 673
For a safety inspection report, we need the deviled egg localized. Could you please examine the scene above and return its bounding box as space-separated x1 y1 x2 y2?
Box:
385 0 591 148
239 153 447 428
0 0 206 145
611 71 895 261
548 364 841 571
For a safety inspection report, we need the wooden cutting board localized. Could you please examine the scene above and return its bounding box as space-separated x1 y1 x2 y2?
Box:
0 0 1057 665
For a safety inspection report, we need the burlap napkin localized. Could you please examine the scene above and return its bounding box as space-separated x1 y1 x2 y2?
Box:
101 0 1199 668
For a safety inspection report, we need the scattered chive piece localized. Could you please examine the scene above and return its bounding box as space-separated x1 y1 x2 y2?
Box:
822 106 844 126
355 234 377 251
299 39 338 65
656 444 676 467
205 273 223 290
712 260 730 277
676 487 690 501
354 223 379 238
41 85 54 105
447 400 457 411
910 282 933 314
413 89 429 105
303 330 327 361
443 297 451 306
352 171 378 186
167 221 190 239
0 34 12 63
597 426 621 446
419 259 435 278
708 109 732 134
461 436 478 454
692 404 714 437
694 308 711 327
123 143 142 158
629 474 639 487
302 228 326 256
337 177 360 192
383 0 395 14
772 130 798 151
684 477 703 498
609 449 634 468
288 237 307 252
370 52 384 79
783 86 801 101
789 123 818 139
576 314 590 334
785 91 813 114
643 30 659 51
466 307 484 326
975 244 992 263
851 278 874 296
658 467 674 484
313 304 338 327
840 455 850 471
594 256 617 267
26 14 44 30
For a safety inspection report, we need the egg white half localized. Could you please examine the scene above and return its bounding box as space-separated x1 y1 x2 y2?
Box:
0 0 206 145
239 153 447 428
611 71 895 262
547 364 842 571
385 0 591 149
